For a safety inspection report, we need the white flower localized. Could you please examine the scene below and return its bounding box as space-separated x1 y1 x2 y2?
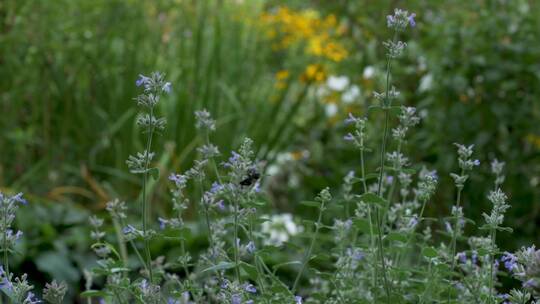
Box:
363 66 375 79
419 73 433 92
325 103 338 117
326 75 349 91
342 85 360 104
261 214 303 246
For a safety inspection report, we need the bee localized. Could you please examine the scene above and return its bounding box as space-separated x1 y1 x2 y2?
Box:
240 168 260 186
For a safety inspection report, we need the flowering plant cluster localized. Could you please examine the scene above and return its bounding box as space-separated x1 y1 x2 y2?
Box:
1 7 538 304
79 9 539 304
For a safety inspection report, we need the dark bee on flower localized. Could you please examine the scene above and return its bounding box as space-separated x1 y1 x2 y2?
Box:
240 168 260 186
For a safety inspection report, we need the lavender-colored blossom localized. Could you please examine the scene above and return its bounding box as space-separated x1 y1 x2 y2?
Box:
523 279 536 289
344 113 358 125
244 283 257 294
136 74 150 87
167 297 180 304
11 192 27 205
231 294 241 304
158 218 167 230
123 225 136 235
246 241 256 254
295 296 303 304
169 173 188 187
501 252 518 271
408 13 416 27
471 250 478 265
457 252 467 264
24 292 40 304
216 200 225 211
162 82 172 93
343 133 354 141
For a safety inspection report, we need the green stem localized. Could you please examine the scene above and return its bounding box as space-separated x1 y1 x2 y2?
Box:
112 218 129 269
141 107 155 282
489 229 497 303
292 201 325 293
374 31 397 301
360 145 376 287
447 168 465 303
233 195 240 281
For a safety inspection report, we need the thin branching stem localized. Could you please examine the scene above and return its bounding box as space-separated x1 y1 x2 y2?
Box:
292 200 325 293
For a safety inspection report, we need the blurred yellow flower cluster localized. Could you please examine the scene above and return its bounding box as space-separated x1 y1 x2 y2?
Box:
261 7 348 62
526 134 540 149
301 64 327 83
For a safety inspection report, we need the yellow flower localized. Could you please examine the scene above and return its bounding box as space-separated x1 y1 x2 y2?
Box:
301 64 326 83
275 70 290 89
259 6 348 62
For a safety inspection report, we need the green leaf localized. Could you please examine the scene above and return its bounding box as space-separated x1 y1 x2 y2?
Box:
81 290 110 298
357 192 387 207
300 200 321 208
201 262 236 274
422 247 438 258
353 218 373 234
239 262 259 281
385 232 408 243
148 167 160 180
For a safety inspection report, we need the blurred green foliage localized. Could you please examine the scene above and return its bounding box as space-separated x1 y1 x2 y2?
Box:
1 0 539 299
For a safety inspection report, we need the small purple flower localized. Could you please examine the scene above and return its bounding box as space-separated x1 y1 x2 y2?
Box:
344 113 357 125
473 159 480 166
386 15 395 26
136 74 149 87
408 13 416 27
162 82 172 93
408 216 418 228
246 241 256 254
169 173 187 187
244 283 257 294
220 279 230 289
216 200 225 211
456 252 467 264
158 218 168 230
167 297 180 304
295 296 303 304
444 222 453 234
210 182 223 194
24 292 40 304
123 225 136 235
12 192 27 205
471 250 478 265
501 252 518 271
523 278 536 289
253 181 261 193
231 294 241 304
343 133 354 141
